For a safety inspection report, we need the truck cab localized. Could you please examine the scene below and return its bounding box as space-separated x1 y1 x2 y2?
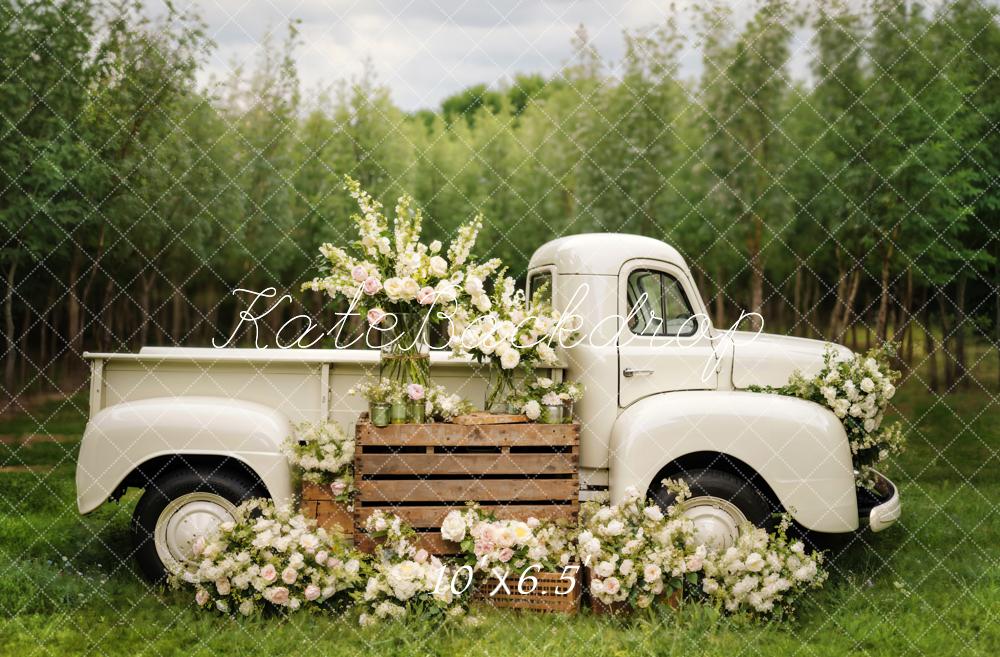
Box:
527 233 900 547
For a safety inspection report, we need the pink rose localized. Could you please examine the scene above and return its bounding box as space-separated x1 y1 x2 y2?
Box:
315 550 328 565
474 540 494 557
260 564 277 582
268 586 290 605
406 383 425 401
304 584 321 601
603 577 621 595
351 265 368 282
362 276 382 295
281 566 298 585
366 308 386 325
416 286 436 305
330 480 347 496
195 589 210 606
414 548 429 563
498 547 514 563
215 579 231 596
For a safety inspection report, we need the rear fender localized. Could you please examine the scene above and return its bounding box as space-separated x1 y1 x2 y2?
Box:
76 396 295 514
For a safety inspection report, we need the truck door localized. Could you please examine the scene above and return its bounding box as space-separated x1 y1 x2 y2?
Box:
617 259 718 407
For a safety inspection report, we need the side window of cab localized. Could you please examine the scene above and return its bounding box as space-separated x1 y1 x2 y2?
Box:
527 270 553 306
626 269 697 337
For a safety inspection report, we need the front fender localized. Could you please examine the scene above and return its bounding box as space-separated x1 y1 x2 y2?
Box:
610 391 859 532
76 396 295 514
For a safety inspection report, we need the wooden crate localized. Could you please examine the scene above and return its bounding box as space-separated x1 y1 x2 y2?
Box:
474 567 582 614
300 482 354 540
354 419 579 555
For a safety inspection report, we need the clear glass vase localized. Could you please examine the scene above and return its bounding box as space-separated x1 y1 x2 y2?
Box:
379 311 430 387
485 366 516 414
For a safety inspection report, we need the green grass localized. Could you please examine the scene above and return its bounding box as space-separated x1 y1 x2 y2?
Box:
0 378 996 656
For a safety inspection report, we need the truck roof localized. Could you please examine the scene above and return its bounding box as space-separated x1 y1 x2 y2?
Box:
527 233 688 275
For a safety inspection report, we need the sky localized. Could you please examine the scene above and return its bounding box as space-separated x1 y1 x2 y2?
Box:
151 0 724 111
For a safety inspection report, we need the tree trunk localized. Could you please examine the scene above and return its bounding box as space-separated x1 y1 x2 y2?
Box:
713 263 725 329
138 274 155 346
4 261 17 400
954 274 968 389
748 215 764 331
937 292 954 389
875 235 897 341
67 248 83 362
924 304 938 392
792 266 803 336
171 287 184 344
899 269 914 364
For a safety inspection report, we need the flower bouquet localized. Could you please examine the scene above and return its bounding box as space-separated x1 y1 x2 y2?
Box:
424 384 475 422
302 176 501 388
516 375 585 424
358 510 470 625
440 507 580 612
282 422 355 501
698 517 827 615
577 482 698 611
177 499 362 616
448 275 578 412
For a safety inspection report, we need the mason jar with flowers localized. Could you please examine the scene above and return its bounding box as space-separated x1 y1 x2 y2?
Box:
302 176 501 389
448 275 578 413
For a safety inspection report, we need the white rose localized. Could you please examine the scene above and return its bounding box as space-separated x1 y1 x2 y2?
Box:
535 377 553 389
537 342 557 364
429 256 448 277
499 348 520 369
860 377 875 393
522 400 541 420
400 277 420 300
643 563 661 582
435 280 458 303
473 294 491 312
383 277 404 300
643 505 663 522
595 561 615 578
604 519 624 536
441 511 467 543
464 276 484 295
619 559 634 576
744 552 765 572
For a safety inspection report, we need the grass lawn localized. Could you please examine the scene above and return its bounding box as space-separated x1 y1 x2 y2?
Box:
0 365 997 657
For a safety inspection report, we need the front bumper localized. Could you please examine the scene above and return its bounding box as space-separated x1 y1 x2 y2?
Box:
857 470 901 532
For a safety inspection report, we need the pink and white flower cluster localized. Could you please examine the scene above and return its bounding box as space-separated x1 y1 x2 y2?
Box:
768 345 905 487
359 510 468 625
440 506 576 573
578 483 699 608
699 518 827 614
423 384 474 421
281 422 354 499
301 176 502 336
448 275 579 371
180 499 362 615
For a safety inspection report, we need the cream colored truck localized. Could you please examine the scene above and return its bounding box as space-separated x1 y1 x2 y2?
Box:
78 233 900 579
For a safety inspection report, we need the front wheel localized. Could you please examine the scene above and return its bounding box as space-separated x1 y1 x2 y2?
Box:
650 468 774 550
131 464 267 581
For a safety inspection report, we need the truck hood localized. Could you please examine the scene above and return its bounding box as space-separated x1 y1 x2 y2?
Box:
728 331 851 389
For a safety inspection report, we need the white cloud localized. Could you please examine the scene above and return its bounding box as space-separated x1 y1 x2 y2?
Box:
148 0 709 110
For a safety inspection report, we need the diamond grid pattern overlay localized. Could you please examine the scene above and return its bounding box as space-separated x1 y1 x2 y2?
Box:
1 0 998 655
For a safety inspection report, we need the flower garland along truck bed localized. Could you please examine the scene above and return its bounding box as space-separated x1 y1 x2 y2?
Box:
353 418 580 555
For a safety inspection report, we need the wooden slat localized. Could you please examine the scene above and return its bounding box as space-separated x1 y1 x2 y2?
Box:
474 570 581 614
358 452 577 476
356 504 579 528
357 478 578 503
357 421 579 447
354 532 460 555
453 412 528 425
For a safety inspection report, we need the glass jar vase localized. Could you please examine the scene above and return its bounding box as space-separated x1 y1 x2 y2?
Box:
484 366 516 414
370 403 391 428
379 311 430 387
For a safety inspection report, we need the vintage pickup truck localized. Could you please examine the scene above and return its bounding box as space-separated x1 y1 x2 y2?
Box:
78 233 900 580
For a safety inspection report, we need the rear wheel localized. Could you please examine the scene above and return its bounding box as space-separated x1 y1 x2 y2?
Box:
650 468 773 550
131 464 267 581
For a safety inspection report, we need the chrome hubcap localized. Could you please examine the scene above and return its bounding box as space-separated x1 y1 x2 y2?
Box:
678 496 748 550
154 492 236 574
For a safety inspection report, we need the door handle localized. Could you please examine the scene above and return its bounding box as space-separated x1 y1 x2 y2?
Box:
623 367 654 378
